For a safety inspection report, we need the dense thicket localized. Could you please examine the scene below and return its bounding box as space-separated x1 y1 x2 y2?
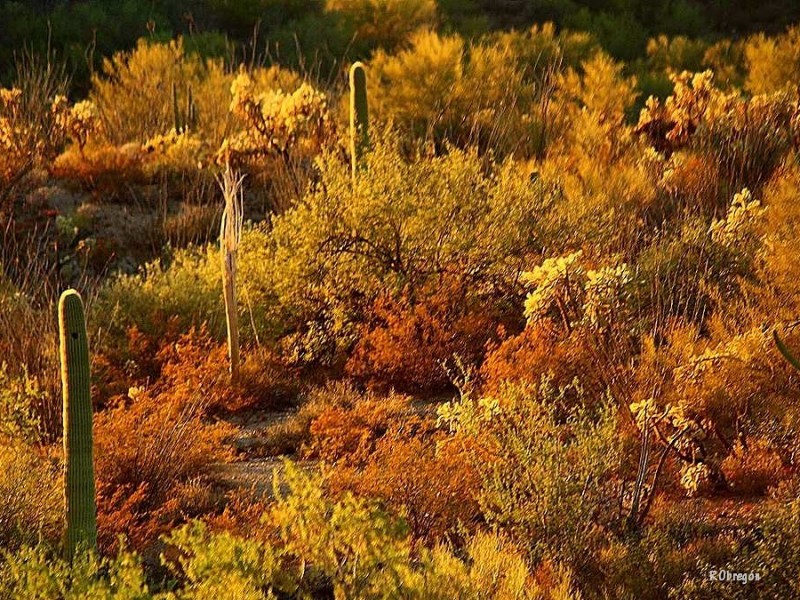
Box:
3 0 799 90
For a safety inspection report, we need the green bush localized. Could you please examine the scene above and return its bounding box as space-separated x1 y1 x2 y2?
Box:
0 438 61 552
442 377 622 575
269 134 553 332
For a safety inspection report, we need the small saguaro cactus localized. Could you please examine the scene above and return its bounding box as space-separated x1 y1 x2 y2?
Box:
349 61 369 182
59 289 97 558
172 81 198 133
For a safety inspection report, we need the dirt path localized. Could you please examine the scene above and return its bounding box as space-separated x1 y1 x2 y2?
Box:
210 392 456 498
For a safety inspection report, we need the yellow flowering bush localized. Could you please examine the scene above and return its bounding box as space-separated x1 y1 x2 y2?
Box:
142 129 208 175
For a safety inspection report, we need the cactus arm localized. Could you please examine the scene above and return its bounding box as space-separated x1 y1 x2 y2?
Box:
774 330 800 372
59 289 97 558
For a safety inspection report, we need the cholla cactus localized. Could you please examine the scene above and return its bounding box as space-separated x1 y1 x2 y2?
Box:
142 129 206 173
636 70 717 151
219 72 332 164
59 289 97 558
709 188 765 247
680 462 712 497
51 95 99 153
583 262 631 328
522 251 584 330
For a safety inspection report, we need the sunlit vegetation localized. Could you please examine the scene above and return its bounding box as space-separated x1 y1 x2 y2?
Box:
3 2 800 599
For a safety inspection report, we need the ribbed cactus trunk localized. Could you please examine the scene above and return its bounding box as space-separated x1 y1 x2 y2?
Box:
349 61 369 184
59 289 96 558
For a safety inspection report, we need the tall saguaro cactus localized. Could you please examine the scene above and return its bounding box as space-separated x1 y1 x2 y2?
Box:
59 289 97 558
349 61 369 183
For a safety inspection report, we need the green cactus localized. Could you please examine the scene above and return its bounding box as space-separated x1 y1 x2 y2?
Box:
774 329 800 372
349 61 369 182
186 85 197 131
172 82 198 133
172 81 180 132
59 289 97 558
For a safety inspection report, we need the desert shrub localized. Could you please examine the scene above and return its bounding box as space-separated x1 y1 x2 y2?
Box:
95 246 223 347
637 71 798 203
325 0 437 50
0 292 66 446
672 498 800 598
481 324 603 396
368 30 546 156
534 54 658 255
439 378 621 579
51 142 147 198
91 37 235 146
701 40 746 90
0 463 557 599
346 277 511 392
96 224 282 354
265 462 545 599
758 164 800 317
305 386 425 464
595 498 744 599
646 35 709 74
255 381 373 457
631 325 800 499
163 521 286 599
269 134 553 362
0 544 154 600
177 464 551 598
556 51 639 127
0 438 61 552
631 189 767 336
265 462 415 598
326 432 483 543
94 386 234 550
153 328 297 413
0 52 69 205
163 201 222 249
744 26 800 94
721 438 785 496
491 22 598 76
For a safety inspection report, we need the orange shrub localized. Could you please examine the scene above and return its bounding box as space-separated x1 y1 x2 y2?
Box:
306 390 431 465
157 329 299 413
326 433 484 544
94 387 234 550
97 326 298 414
481 324 602 395
659 152 722 213
346 280 511 392
204 488 272 539
51 143 146 199
721 438 786 496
